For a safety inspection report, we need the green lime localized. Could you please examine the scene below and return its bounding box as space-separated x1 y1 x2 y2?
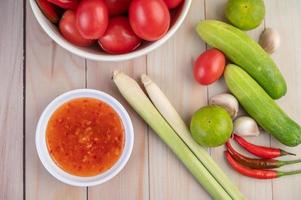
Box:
225 0 265 30
190 105 233 147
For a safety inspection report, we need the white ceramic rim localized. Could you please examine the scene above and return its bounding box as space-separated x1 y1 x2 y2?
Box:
29 0 192 62
35 89 134 187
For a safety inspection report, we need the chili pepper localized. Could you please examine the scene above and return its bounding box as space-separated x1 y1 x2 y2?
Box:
225 151 301 179
233 134 295 159
226 141 301 169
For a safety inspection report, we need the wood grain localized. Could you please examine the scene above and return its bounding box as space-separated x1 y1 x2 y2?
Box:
25 2 86 200
86 59 149 200
146 0 210 199
0 1 24 199
0 0 300 199
265 1 301 200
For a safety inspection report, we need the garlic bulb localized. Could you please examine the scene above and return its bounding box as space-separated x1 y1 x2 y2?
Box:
209 93 239 118
259 28 280 54
234 116 260 137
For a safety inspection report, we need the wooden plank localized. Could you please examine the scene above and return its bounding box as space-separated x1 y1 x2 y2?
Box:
0 1 23 199
205 0 273 199
86 59 149 200
22 1 301 200
25 3 86 200
146 0 210 199
265 1 301 200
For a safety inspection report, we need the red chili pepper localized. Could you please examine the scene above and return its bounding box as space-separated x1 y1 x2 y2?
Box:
226 141 301 169
225 151 301 179
233 134 295 159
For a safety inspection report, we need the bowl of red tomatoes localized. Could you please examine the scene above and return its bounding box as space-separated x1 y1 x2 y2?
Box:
30 0 191 61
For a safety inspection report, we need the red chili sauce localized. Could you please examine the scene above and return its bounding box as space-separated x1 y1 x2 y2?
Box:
46 98 125 177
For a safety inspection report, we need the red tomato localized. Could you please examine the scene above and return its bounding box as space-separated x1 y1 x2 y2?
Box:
193 49 226 85
163 0 183 9
37 0 59 24
105 0 131 16
59 10 94 46
129 0 170 41
47 0 78 9
76 0 109 39
99 17 142 54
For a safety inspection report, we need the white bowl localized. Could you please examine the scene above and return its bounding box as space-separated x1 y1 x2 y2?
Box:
29 0 192 62
35 89 134 187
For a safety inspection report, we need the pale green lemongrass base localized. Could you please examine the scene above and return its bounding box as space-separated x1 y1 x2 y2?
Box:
113 71 231 200
141 74 245 200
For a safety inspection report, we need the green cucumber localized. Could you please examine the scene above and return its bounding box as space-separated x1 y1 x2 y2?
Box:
225 64 301 147
196 20 287 99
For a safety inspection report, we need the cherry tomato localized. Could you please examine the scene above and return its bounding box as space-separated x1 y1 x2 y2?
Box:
193 49 226 85
76 0 109 39
59 10 94 47
129 0 170 41
99 17 142 54
47 0 78 9
37 0 59 24
163 0 183 9
105 0 131 16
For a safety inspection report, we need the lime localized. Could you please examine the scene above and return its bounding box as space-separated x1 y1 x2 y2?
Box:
190 105 233 147
225 0 265 30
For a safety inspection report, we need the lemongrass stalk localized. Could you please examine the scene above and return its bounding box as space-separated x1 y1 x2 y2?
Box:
113 71 231 200
141 74 245 200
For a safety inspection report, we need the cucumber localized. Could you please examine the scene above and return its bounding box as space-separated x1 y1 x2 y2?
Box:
225 64 301 147
196 20 287 99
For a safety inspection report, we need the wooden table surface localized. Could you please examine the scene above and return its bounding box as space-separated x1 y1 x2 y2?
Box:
1 0 301 199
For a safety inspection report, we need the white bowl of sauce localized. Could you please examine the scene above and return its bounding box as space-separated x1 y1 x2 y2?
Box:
36 89 134 186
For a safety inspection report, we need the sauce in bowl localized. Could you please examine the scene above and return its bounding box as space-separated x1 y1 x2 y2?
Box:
46 97 125 177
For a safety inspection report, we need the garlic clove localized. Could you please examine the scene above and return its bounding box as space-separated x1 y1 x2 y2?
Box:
259 28 280 54
209 93 239 118
234 116 260 137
